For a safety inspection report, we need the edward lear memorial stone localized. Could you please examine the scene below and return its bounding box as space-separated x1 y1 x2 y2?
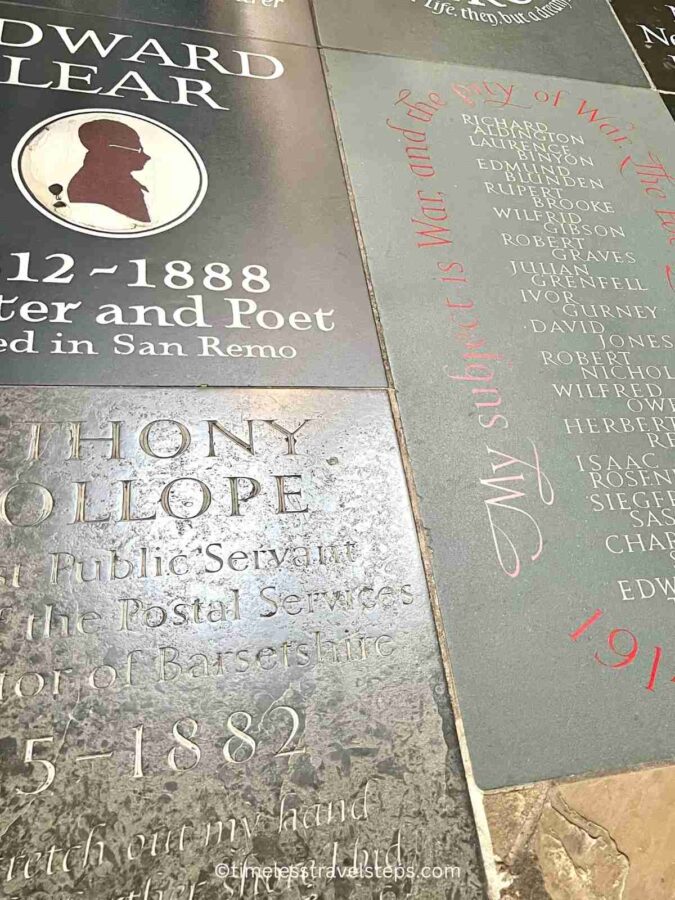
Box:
0 387 486 897
0 5 384 387
325 52 675 789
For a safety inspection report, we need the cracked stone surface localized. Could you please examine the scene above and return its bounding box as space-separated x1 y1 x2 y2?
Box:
485 766 675 899
536 794 629 900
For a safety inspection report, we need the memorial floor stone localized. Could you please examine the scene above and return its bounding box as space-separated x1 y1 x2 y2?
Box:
0 5 384 387
611 0 675 93
2 0 317 45
0 386 486 898
325 51 675 789
310 0 647 86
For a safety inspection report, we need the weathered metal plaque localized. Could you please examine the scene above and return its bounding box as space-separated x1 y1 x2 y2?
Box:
311 0 646 86
3 0 317 45
0 5 384 387
325 51 675 788
0 386 486 898
611 0 675 92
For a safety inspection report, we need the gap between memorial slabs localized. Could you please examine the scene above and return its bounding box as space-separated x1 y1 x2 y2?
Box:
316 45 504 900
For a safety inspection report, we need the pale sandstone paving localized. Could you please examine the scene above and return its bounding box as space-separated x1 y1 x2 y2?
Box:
485 765 675 898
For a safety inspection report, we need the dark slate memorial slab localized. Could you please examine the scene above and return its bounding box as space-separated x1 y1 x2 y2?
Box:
0 386 486 898
1 0 316 45
311 0 647 86
325 51 675 789
611 0 675 92
0 5 384 387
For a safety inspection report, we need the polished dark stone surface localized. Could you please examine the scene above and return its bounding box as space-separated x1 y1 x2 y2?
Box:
611 0 675 92
0 386 486 898
1 0 317 44
0 5 384 387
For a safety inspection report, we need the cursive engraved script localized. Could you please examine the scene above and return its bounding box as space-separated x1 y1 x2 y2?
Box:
480 440 555 578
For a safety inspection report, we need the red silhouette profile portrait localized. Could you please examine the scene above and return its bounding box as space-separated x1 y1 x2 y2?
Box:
68 119 151 223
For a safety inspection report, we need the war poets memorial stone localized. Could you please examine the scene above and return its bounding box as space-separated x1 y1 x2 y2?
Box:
0 4 384 387
7 0 317 46
0 387 486 898
311 0 646 86
325 53 675 789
